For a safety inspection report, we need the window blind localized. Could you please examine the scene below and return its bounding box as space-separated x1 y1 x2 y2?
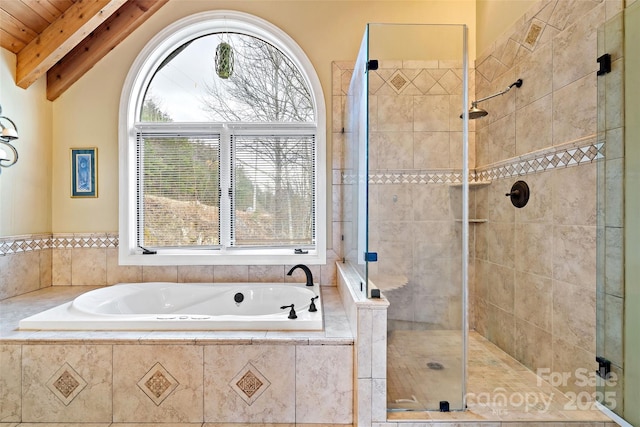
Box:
137 133 221 248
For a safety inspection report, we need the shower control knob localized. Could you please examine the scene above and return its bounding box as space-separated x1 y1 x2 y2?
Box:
506 181 530 208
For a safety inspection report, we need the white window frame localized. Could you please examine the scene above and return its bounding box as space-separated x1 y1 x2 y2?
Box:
119 11 326 265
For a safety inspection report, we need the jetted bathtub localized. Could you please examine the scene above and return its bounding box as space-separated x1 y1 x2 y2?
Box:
19 282 323 331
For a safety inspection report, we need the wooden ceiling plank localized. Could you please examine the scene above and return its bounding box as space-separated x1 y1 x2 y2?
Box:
16 0 127 89
0 9 39 46
1 0 51 33
21 0 64 23
46 0 76 13
0 28 27 54
47 0 168 101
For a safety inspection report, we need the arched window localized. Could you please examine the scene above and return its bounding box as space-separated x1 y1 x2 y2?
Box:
119 11 326 265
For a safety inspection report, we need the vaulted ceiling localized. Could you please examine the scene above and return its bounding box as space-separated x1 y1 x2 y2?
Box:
0 0 168 101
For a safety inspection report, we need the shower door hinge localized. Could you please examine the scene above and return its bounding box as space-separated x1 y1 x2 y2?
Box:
596 356 612 379
597 54 611 76
364 251 378 262
367 59 379 71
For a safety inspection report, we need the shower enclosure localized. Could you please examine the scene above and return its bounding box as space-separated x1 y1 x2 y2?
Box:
343 23 470 412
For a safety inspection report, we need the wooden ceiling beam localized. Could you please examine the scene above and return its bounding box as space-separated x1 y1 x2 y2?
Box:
15 0 127 89
46 0 168 101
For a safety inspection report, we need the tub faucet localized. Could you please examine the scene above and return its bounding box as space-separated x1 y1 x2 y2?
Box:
287 264 314 286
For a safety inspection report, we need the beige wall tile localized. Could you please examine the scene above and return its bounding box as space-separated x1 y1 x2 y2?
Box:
377 95 413 132
0 252 40 299
553 280 597 354
52 248 72 286
204 345 295 423
515 318 553 372
553 225 597 287
71 247 107 286
213 265 249 282
106 247 143 285
515 94 553 155
295 345 353 424
486 303 515 356
177 265 214 283
604 293 624 367
552 164 597 226
514 271 552 332
604 226 624 297
552 2 603 90
0 344 21 421
552 73 597 145
551 336 597 396
22 345 112 423
142 265 178 282
113 345 203 423
485 262 515 313
414 132 450 169
515 43 553 109
515 222 554 277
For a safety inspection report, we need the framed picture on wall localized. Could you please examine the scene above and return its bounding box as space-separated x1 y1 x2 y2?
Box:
71 148 98 198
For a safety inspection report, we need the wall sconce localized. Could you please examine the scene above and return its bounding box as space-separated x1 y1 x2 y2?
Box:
0 104 19 174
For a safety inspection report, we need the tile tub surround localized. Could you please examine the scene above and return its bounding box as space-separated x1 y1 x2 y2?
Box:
0 286 353 425
0 233 341 301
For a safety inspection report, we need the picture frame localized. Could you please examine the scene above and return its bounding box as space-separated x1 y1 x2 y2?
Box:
71 148 98 198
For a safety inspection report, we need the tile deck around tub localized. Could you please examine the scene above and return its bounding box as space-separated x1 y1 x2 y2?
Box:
0 285 353 344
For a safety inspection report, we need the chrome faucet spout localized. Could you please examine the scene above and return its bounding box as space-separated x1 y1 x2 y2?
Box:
287 264 314 286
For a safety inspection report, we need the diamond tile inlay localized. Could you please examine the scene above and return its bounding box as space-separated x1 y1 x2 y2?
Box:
46 362 87 406
388 70 409 93
137 362 179 406
229 362 270 405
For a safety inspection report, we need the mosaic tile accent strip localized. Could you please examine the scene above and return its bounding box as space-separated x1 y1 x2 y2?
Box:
0 235 52 256
137 362 179 406
0 233 118 256
229 362 270 405
340 141 603 185
46 362 87 406
475 141 604 182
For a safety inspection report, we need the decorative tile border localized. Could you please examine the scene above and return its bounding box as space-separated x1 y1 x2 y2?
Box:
0 233 118 256
341 139 603 186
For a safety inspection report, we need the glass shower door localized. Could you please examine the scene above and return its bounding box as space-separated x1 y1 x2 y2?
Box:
364 23 469 412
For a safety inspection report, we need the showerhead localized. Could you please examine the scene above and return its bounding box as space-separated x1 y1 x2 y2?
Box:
467 104 488 120
460 78 523 120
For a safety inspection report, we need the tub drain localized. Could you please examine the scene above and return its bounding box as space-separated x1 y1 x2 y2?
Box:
427 361 444 370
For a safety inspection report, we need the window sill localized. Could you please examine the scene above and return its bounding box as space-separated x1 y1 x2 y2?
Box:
118 247 326 266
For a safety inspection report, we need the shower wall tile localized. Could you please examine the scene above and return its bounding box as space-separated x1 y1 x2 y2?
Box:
552 279 597 354
485 303 515 356
487 113 516 165
551 336 598 396
485 262 515 314
515 222 553 277
605 158 624 227
552 73 598 145
552 225 597 288
370 131 414 170
377 95 413 132
515 94 553 155
204 345 295 423
295 345 353 424
553 162 597 226
22 345 112 423
604 226 624 297
604 293 624 368
485 222 515 268
414 95 450 132
552 2 603 90
413 131 450 169
411 184 452 221
113 345 203 423
515 318 553 372
0 344 21 421
514 171 553 224
514 271 552 332
515 42 553 110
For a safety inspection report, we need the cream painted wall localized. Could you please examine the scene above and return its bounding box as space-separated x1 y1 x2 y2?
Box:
51 0 477 233
476 0 536 56
0 49 52 236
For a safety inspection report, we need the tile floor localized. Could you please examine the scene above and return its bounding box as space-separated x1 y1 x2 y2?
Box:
387 330 615 424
